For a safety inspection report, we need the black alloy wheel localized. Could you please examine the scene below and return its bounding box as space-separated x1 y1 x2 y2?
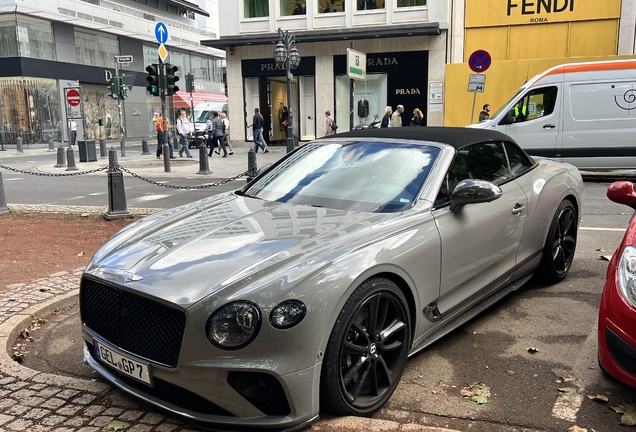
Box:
540 200 577 284
320 278 411 416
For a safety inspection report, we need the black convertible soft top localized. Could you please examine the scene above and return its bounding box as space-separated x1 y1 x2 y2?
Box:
331 126 515 150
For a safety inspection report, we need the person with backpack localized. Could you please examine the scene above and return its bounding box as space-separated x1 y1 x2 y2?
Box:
325 111 336 136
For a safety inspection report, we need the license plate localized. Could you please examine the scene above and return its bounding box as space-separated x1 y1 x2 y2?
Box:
94 339 152 385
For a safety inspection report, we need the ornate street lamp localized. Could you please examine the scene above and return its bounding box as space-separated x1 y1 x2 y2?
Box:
274 28 301 153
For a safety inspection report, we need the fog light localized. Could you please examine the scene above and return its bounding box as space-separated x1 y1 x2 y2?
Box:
270 300 306 329
233 375 267 398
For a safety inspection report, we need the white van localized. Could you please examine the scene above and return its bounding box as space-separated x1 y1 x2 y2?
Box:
193 101 228 133
469 59 636 171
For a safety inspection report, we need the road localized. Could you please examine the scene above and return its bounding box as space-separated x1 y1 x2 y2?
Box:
2 149 636 431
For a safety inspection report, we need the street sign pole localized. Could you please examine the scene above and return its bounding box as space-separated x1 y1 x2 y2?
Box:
159 57 167 159
114 57 125 153
467 50 491 124
471 89 478 125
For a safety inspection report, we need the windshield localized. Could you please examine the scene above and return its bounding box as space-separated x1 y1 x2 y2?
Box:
244 140 440 213
195 111 216 123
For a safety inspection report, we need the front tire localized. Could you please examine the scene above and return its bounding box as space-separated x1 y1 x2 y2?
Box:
320 277 411 416
538 200 577 284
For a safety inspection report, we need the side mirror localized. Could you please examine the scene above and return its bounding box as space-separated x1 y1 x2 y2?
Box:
500 109 516 125
450 179 503 215
608 181 636 210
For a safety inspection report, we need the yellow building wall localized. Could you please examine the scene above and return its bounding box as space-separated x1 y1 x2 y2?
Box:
445 55 636 127
447 0 624 126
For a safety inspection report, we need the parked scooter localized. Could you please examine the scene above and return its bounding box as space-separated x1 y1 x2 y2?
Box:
352 114 380 130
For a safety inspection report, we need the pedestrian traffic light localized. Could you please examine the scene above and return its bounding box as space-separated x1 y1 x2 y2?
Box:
146 64 159 97
107 77 118 99
118 77 128 99
185 73 195 93
165 64 179 96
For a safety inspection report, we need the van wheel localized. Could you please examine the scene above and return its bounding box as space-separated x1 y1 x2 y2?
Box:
320 277 411 416
538 200 577 284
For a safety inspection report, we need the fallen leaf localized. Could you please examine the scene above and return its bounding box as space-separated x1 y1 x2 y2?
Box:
20 329 29 338
39 287 51 292
437 381 449 389
11 352 25 362
77 252 85 256
611 403 636 426
507 370 515 375
600 255 613 261
568 426 587 432
526 347 539 353
471 395 488 404
460 388 473 397
8 298 16 302
597 248 605 252
587 394 609 403
104 421 127 431
563 376 577 382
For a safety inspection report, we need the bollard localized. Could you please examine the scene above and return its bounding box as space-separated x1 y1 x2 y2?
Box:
0 172 9 215
66 146 78 171
120 136 126 158
197 145 211 175
104 148 132 220
99 139 107 159
163 143 171 172
16 137 23 154
246 148 258 182
54 146 66 168
47 136 55 152
141 138 150 155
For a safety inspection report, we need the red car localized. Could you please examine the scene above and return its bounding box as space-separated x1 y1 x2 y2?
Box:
599 181 636 389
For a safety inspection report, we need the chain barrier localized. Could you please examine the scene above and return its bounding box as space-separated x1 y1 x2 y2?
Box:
0 163 108 177
116 165 248 190
0 163 247 189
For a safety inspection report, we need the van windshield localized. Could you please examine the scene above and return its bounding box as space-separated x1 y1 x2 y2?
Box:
195 111 215 123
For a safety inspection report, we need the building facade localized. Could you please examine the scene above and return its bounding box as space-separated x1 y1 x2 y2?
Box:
204 0 449 145
445 0 636 126
0 0 226 145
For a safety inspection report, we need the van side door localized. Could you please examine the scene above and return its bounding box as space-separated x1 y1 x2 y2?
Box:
503 85 562 159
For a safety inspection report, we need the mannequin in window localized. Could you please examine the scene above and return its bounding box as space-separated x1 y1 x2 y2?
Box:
281 106 289 138
358 99 369 119
324 0 337 12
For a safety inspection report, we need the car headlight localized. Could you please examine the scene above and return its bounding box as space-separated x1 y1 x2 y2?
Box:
618 246 636 309
270 300 306 329
207 301 261 350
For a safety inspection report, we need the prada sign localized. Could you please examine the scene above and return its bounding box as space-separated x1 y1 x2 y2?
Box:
243 57 316 77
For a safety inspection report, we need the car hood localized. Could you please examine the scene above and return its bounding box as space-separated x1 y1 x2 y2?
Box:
85 193 398 307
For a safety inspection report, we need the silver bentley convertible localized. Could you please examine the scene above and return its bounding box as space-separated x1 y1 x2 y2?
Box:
80 127 583 431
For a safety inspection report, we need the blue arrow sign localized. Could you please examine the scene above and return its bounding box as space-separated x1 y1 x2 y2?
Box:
155 22 168 45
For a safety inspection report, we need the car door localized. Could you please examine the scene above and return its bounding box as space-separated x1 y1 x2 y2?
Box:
432 141 528 317
504 85 562 159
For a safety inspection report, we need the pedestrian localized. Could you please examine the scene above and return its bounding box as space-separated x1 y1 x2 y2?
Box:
208 111 227 158
479 104 491 122
176 109 193 158
410 108 423 126
219 112 234 155
381 106 392 128
325 111 335 136
68 119 78 147
390 104 404 127
281 106 289 138
155 113 176 159
247 108 269 153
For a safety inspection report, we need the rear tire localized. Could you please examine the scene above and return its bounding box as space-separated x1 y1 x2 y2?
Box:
538 200 577 284
320 277 411 416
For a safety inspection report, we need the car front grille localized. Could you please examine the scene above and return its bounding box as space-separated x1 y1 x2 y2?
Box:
228 371 291 416
606 327 636 377
80 276 186 367
86 341 233 417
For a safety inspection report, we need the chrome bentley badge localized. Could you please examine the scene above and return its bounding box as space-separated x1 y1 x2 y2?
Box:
122 272 143 283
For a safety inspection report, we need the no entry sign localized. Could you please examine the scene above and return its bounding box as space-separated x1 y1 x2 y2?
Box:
468 50 492 73
66 89 81 106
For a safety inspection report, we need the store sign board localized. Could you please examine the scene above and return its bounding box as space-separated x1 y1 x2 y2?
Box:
465 0 621 28
347 48 366 81
429 82 443 104
64 87 83 119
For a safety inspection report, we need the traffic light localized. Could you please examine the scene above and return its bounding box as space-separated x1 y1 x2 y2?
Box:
118 77 128 99
107 77 118 99
146 64 159 97
165 63 179 96
185 73 195 93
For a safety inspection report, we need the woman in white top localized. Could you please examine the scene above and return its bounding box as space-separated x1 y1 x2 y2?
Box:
219 112 233 155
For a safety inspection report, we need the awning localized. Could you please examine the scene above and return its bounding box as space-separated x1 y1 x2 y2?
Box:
167 0 209 17
173 91 228 109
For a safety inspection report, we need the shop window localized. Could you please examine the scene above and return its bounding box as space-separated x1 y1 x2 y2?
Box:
191 55 210 80
281 0 306 15
397 0 426 6
357 0 384 10
318 0 344 13
0 15 18 58
335 73 387 133
244 0 269 18
143 44 158 66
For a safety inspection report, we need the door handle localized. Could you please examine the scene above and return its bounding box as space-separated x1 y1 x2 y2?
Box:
543 124 556 129
511 203 525 215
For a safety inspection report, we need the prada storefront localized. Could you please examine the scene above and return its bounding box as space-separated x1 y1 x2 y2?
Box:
334 51 429 132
